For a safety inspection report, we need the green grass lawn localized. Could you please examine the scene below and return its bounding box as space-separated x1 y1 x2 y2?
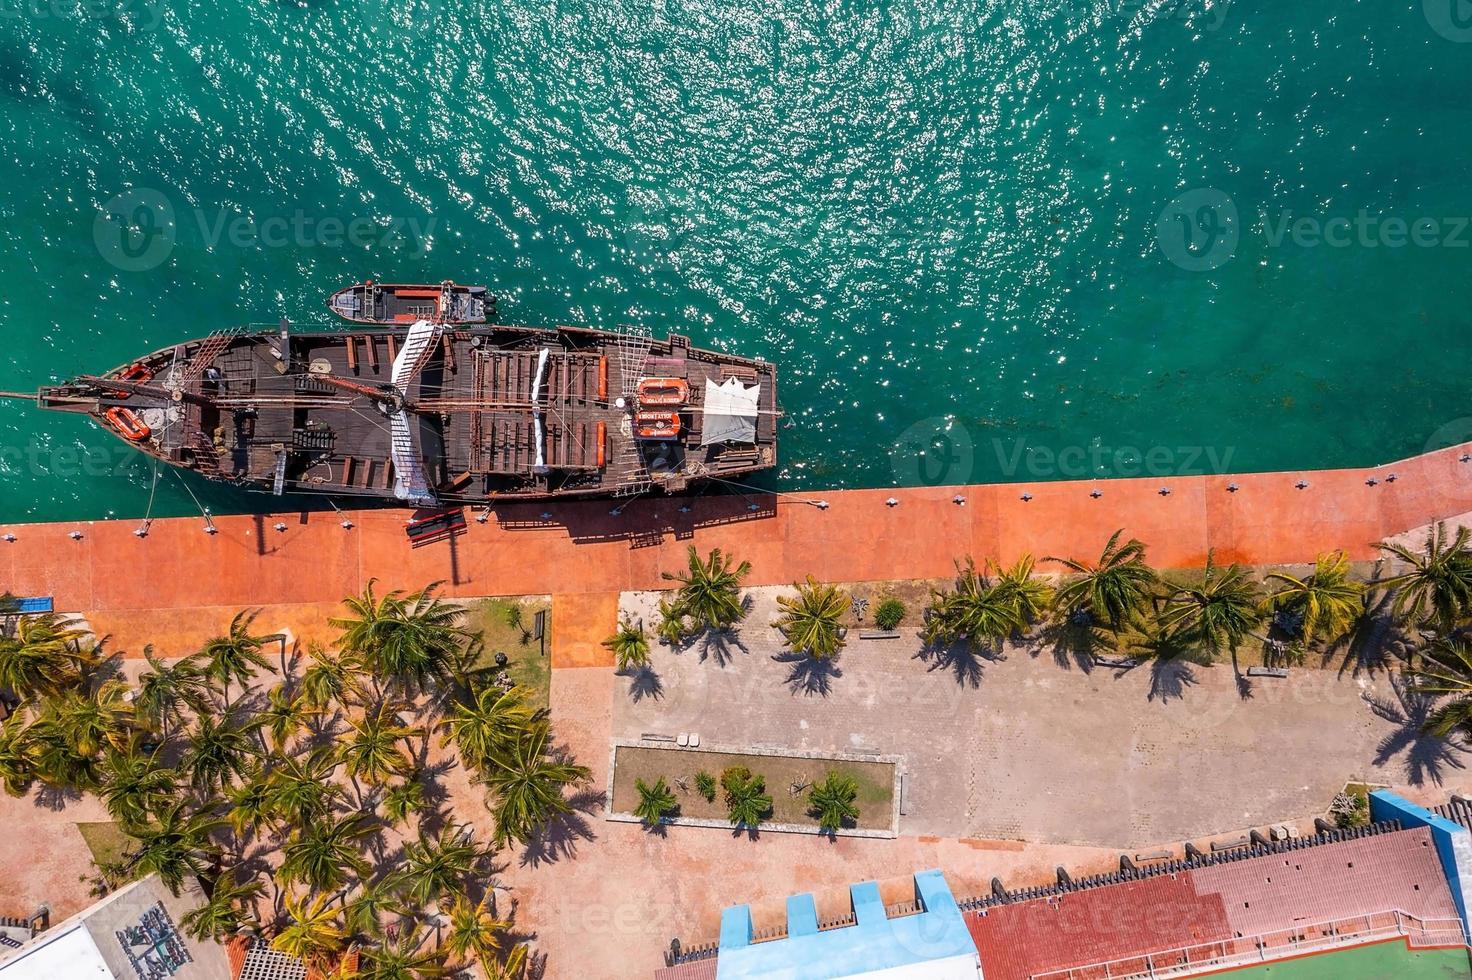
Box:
76 821 137 883
1226 941 1471 980
463 597 552 712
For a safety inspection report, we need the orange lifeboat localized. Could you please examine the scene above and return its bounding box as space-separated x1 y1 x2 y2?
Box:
637 376 689 407
111 362 153 399
635 411 682 441
104 407 151 442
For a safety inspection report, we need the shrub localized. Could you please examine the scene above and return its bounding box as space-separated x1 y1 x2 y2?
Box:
633 776 678 826
720 765 753 800
873 597 906 631
695 770 717 803
721 767 772 828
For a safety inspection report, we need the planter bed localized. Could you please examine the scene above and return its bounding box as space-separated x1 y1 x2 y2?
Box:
609 743 897 832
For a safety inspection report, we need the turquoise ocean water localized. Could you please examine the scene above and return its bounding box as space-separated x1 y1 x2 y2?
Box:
0 0 1470 522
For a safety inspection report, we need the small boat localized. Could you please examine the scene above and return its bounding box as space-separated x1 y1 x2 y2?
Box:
637 376 690 407
327 280 493 326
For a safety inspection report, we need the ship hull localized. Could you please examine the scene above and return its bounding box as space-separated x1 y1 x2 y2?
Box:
37 323 779 506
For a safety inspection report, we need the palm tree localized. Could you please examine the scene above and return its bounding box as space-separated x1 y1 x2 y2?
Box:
654 596 688 645
721 767 771 828
258 684 314 753
399 823 492 906
921 559 1024 652
183 713 258 795
266 748 341 827
0 715 33 797
300 643 361 711
633 776 678 826
343 878 404 941
49 680 137 759
992 554 1054 625
1380 523 1472 633
225 772 276 839
99 747 176 830
332 580 468 696
602 617 651 671
380 773 426 827
338 702 415 803
15 712 98 790
198 610 275 703
280 813 373 892
482 726 590 847
134 649 211 740
662 546 751 633
362 925 446 980
1407 634 1472 736
443 895 513 971
125 800 222 894
1048 530 1160 631
772 578 850 659
440 685 534 770
1159 553 1263 661
272 892 347 970
179 870 262 942
0 612 88 700
482 946 529 980
1262 550 1366 646
807 771 860 833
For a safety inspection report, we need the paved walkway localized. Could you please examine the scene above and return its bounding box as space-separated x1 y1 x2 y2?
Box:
613 591 1469 848
5 442 1472 614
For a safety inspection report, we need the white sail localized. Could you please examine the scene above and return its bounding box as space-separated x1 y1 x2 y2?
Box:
387 318 442 506
392 318 443 389
389 409 437 506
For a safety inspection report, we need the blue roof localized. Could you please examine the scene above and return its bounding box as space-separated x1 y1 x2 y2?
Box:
714 870 978 980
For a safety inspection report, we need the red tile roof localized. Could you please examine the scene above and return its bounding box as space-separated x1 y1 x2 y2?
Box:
965 827 1461 980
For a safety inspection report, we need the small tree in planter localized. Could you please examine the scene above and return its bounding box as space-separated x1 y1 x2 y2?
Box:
633 776 678 827
654 597 689 646
808 771 860 834
873 598 906 631
721 766 772 828
602 617 651 671
695 770 717 803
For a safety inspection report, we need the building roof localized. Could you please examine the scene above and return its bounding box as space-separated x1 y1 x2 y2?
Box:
0 875 231 980
966 826 1461 980
713 870 979 980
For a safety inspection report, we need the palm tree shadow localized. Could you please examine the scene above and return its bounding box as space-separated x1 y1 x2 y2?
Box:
518 787 603 868
1143 658 1199 704
626 666 664 703
1330 592 1408 679
773 652 842 697
30 782 86 812
913 640 993 689
1029 618 1104 673
695 630 748 668
1366 674 1469 787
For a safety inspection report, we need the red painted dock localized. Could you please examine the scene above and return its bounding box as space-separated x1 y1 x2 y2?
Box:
4 442 1472 616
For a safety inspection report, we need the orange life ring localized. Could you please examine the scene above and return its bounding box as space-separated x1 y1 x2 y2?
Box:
635 411 681 441
105 407 151 442
637 377 689 407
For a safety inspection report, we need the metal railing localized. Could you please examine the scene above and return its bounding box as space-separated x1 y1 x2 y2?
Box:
1030 909 1467 980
